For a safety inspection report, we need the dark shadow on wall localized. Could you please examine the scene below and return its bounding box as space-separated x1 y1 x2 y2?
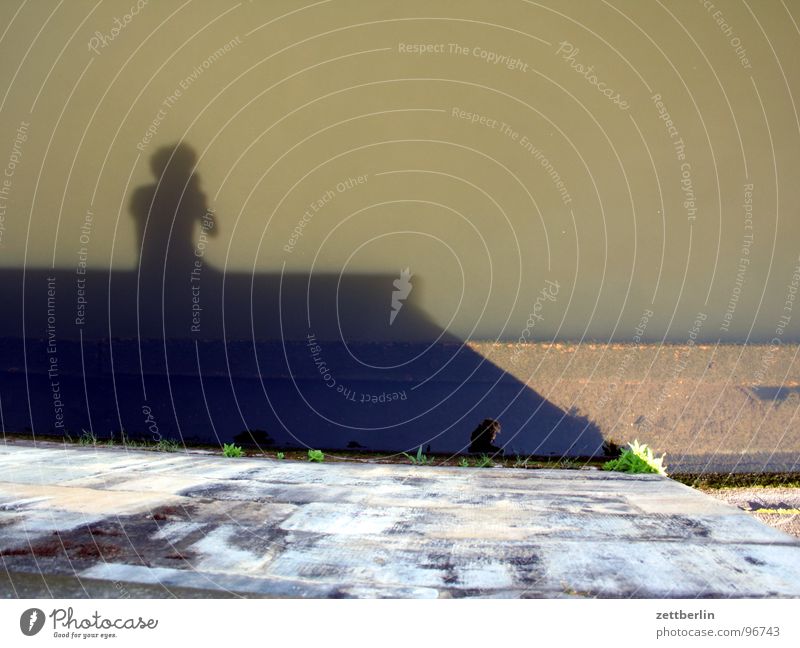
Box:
0 143 603 456
130 143 218 289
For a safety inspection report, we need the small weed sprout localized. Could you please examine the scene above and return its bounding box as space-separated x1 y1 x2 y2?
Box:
603 440 667 475
78 430 97 446
276 452 285 460
120 430 144 448
403 446 432 465
223 443 244 458
475 454 494 468
457 457 470 467
307 449 324 462
155 438 180 452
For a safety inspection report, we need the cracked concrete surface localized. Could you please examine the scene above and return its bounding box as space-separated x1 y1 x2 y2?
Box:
1 443 799 598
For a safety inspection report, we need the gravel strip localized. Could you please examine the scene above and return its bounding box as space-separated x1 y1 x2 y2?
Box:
703 487 800 539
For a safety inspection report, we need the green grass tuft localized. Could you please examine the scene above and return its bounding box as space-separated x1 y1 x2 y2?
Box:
154 438 180 452
402 446 433 465
603 440 667 475
78 430 97 446
223 443 244 458
307 449 324 462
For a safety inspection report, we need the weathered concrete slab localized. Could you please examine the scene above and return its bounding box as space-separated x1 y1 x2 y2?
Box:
1 443 799 598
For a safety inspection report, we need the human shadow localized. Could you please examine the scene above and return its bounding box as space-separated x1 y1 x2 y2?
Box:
131 143 217 283
0 143 604 457
128 143 218 339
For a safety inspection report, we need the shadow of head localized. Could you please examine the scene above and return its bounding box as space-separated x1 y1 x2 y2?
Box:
149 142 198 183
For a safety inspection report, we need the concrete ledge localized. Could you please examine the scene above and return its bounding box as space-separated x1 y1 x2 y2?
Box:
1 445 799 598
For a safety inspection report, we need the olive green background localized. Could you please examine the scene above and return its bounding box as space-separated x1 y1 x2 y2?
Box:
1 0 798 342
